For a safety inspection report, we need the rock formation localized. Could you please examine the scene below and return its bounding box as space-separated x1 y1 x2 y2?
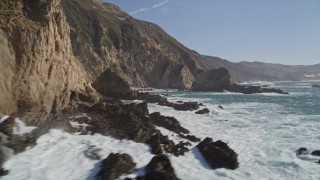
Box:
137 155 180 180
0 0 88 122
197 137 239 170
95 153 136 180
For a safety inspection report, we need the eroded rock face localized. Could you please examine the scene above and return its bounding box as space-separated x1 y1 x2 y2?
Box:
197 137 239 170
96 153 136 180
0 0 88 122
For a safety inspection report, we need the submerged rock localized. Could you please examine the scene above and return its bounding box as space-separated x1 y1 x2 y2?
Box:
296 147 308 156
96 153 136 180
195 108 210 114
138 155 180 180
312 84 320 88
197 137 239 170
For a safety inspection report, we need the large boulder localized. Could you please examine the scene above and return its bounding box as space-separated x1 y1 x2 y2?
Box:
95 153 136 180
197 137 239 170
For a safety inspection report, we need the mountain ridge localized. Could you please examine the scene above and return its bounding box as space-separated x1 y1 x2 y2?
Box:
202 55 320 82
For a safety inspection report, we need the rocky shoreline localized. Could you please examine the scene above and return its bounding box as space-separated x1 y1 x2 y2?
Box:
0 89 241 178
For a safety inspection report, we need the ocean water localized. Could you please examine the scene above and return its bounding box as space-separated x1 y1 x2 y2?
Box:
2 81 320 180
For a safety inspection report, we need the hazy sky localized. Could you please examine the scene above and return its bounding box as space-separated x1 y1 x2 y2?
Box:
105 0 320 65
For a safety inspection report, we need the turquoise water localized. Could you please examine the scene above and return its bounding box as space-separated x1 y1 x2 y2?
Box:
148 81 320 180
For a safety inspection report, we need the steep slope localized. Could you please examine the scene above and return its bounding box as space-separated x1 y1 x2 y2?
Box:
0 0 89 122
203 55 320 82
60 0 230 90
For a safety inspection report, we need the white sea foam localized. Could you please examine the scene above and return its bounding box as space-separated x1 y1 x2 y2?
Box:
3 129 153 180
13 118 37 135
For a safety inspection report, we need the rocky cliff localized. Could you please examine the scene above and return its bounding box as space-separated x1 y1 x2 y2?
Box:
0 0 89 122
60 0 227 90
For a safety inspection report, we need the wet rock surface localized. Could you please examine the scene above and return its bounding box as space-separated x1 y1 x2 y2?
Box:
69 97 193 157
311 150 320 157
0 166 9 177
96 153 136 180
195 108 210 114
146 133 190 157
229 84 289 94
137 155 180 180
296 147 308 156
197 137 239 170
150 112 189 134
179 134 201 142
135 92 201 111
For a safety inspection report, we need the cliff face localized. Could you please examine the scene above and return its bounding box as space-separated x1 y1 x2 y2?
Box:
60 0 222 90
0 0 88 122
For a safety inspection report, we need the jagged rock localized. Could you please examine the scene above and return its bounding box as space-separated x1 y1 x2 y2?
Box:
311 150 320 157
150 112 189 134
0 117 15 136
136 92 200 111
138 155 180 180
179 134 201 142
195 108 210 114
197 137 239 170
146 133 189 156
296 147 308 156
96 153 136 180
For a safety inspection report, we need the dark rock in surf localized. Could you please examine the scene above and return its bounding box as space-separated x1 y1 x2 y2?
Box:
218 105 224 109
296 147 308 156
150 112 189 134
311 150 320 157
0 166 9 177
95 153 136 180
146 133 189 156
137 155 180 180
197 137 239 170
195 108 210 114
229 84 288 94
179 134 201 142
